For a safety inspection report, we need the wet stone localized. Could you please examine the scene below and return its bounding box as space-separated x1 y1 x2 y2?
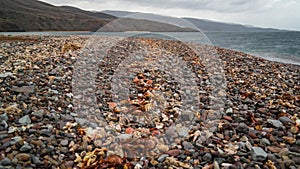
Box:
20 144 31 152
60 139 69 146
279 116 293 124
0 157 11 166
261 138 270 145
15 153 30 161
158 154 169 162
10 136 22 145
0 72 13 78
251 147 267 161
31 110 45 119
236 123 249 133
267 119 283 128
176 125 189 137
18 115 31 125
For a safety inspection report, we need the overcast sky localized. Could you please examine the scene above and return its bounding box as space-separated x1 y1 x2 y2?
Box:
40 0 300 31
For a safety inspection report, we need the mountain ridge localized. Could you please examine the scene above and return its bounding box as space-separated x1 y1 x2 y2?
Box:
102 10 286 32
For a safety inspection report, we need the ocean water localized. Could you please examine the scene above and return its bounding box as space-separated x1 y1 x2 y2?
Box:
1 31 300 65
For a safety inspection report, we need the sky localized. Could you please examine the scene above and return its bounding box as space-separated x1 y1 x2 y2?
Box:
40 0 300 31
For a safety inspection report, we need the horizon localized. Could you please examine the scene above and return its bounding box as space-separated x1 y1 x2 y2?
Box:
40 0 300 31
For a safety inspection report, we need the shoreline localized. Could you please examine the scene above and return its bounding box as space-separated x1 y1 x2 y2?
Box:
0 35 299 168
1 33 300 66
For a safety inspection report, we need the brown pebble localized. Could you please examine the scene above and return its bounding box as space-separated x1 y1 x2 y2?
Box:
15 153 30 161
267 146 281 153
223 116 233 121
165 149 180 156
248 131 257 139
125 127 135 134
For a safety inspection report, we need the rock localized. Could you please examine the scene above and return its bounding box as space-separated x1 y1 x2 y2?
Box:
32 156 43 165
182 141 194 150
11 85 34 93
157 144 169 152
165 126 178 138
176 125 189 137
202 153 212 162
94 139 102 148
278 148 290 157
125 127 135 134
157 154 169 162
0 157 11 166
223 116 233 121
31 109 45 118
165 149 180 156
0 72 13 78
235 123 249 133
292 157 300 165
10 136 22 145
261 138 270 145
60 139 68 146
279 116 293 124
15 153 30 161
267 119 283 128
20 144 31 152
0 113 8 121
117 134 132 141
251 147 267 161
267 146 281 153
134 164 143 169
18 115 31 125
225 108 233 114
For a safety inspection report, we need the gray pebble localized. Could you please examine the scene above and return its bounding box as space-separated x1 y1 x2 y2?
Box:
157 154 169 162
261 138 270 145
117 134 132 141
31 110 45 118
10 136 22 145
18 115 31 125
267 119 283 128
279 116 293 124
60 139 69 146
176 125 189 137
20 144 31 152
251 147 267 161
0 157 11 166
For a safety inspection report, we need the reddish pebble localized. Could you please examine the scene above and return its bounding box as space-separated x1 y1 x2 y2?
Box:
248 131 257 139
108 102 117 110
125 127 135 134
223 116 233 121
151 130 161 136
165 149 180 156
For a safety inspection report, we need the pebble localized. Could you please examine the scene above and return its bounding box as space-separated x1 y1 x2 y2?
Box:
0 72 13 78
0 157 11 166
235 123 249 133
18 115 31 125
267 119 283 128
15 153 30 161
279 116 293 124
157 154 169 162
251 147 267 161
117 134 132 141
60 139 69 146
0 35 299 168
20 144 31 152
176 125 189 137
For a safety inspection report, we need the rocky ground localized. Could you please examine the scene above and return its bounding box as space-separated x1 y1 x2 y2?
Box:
0 35 299 169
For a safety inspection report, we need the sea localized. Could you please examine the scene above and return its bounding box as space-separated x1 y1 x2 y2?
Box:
1 31 300 65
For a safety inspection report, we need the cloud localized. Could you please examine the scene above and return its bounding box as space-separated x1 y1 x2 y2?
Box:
40 0 300 30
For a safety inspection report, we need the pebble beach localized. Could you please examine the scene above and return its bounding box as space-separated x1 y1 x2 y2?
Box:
0 35 299 169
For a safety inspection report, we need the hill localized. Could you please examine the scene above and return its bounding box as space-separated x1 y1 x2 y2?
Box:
102 10 284 32
183 18 282 32
0 0 116 32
